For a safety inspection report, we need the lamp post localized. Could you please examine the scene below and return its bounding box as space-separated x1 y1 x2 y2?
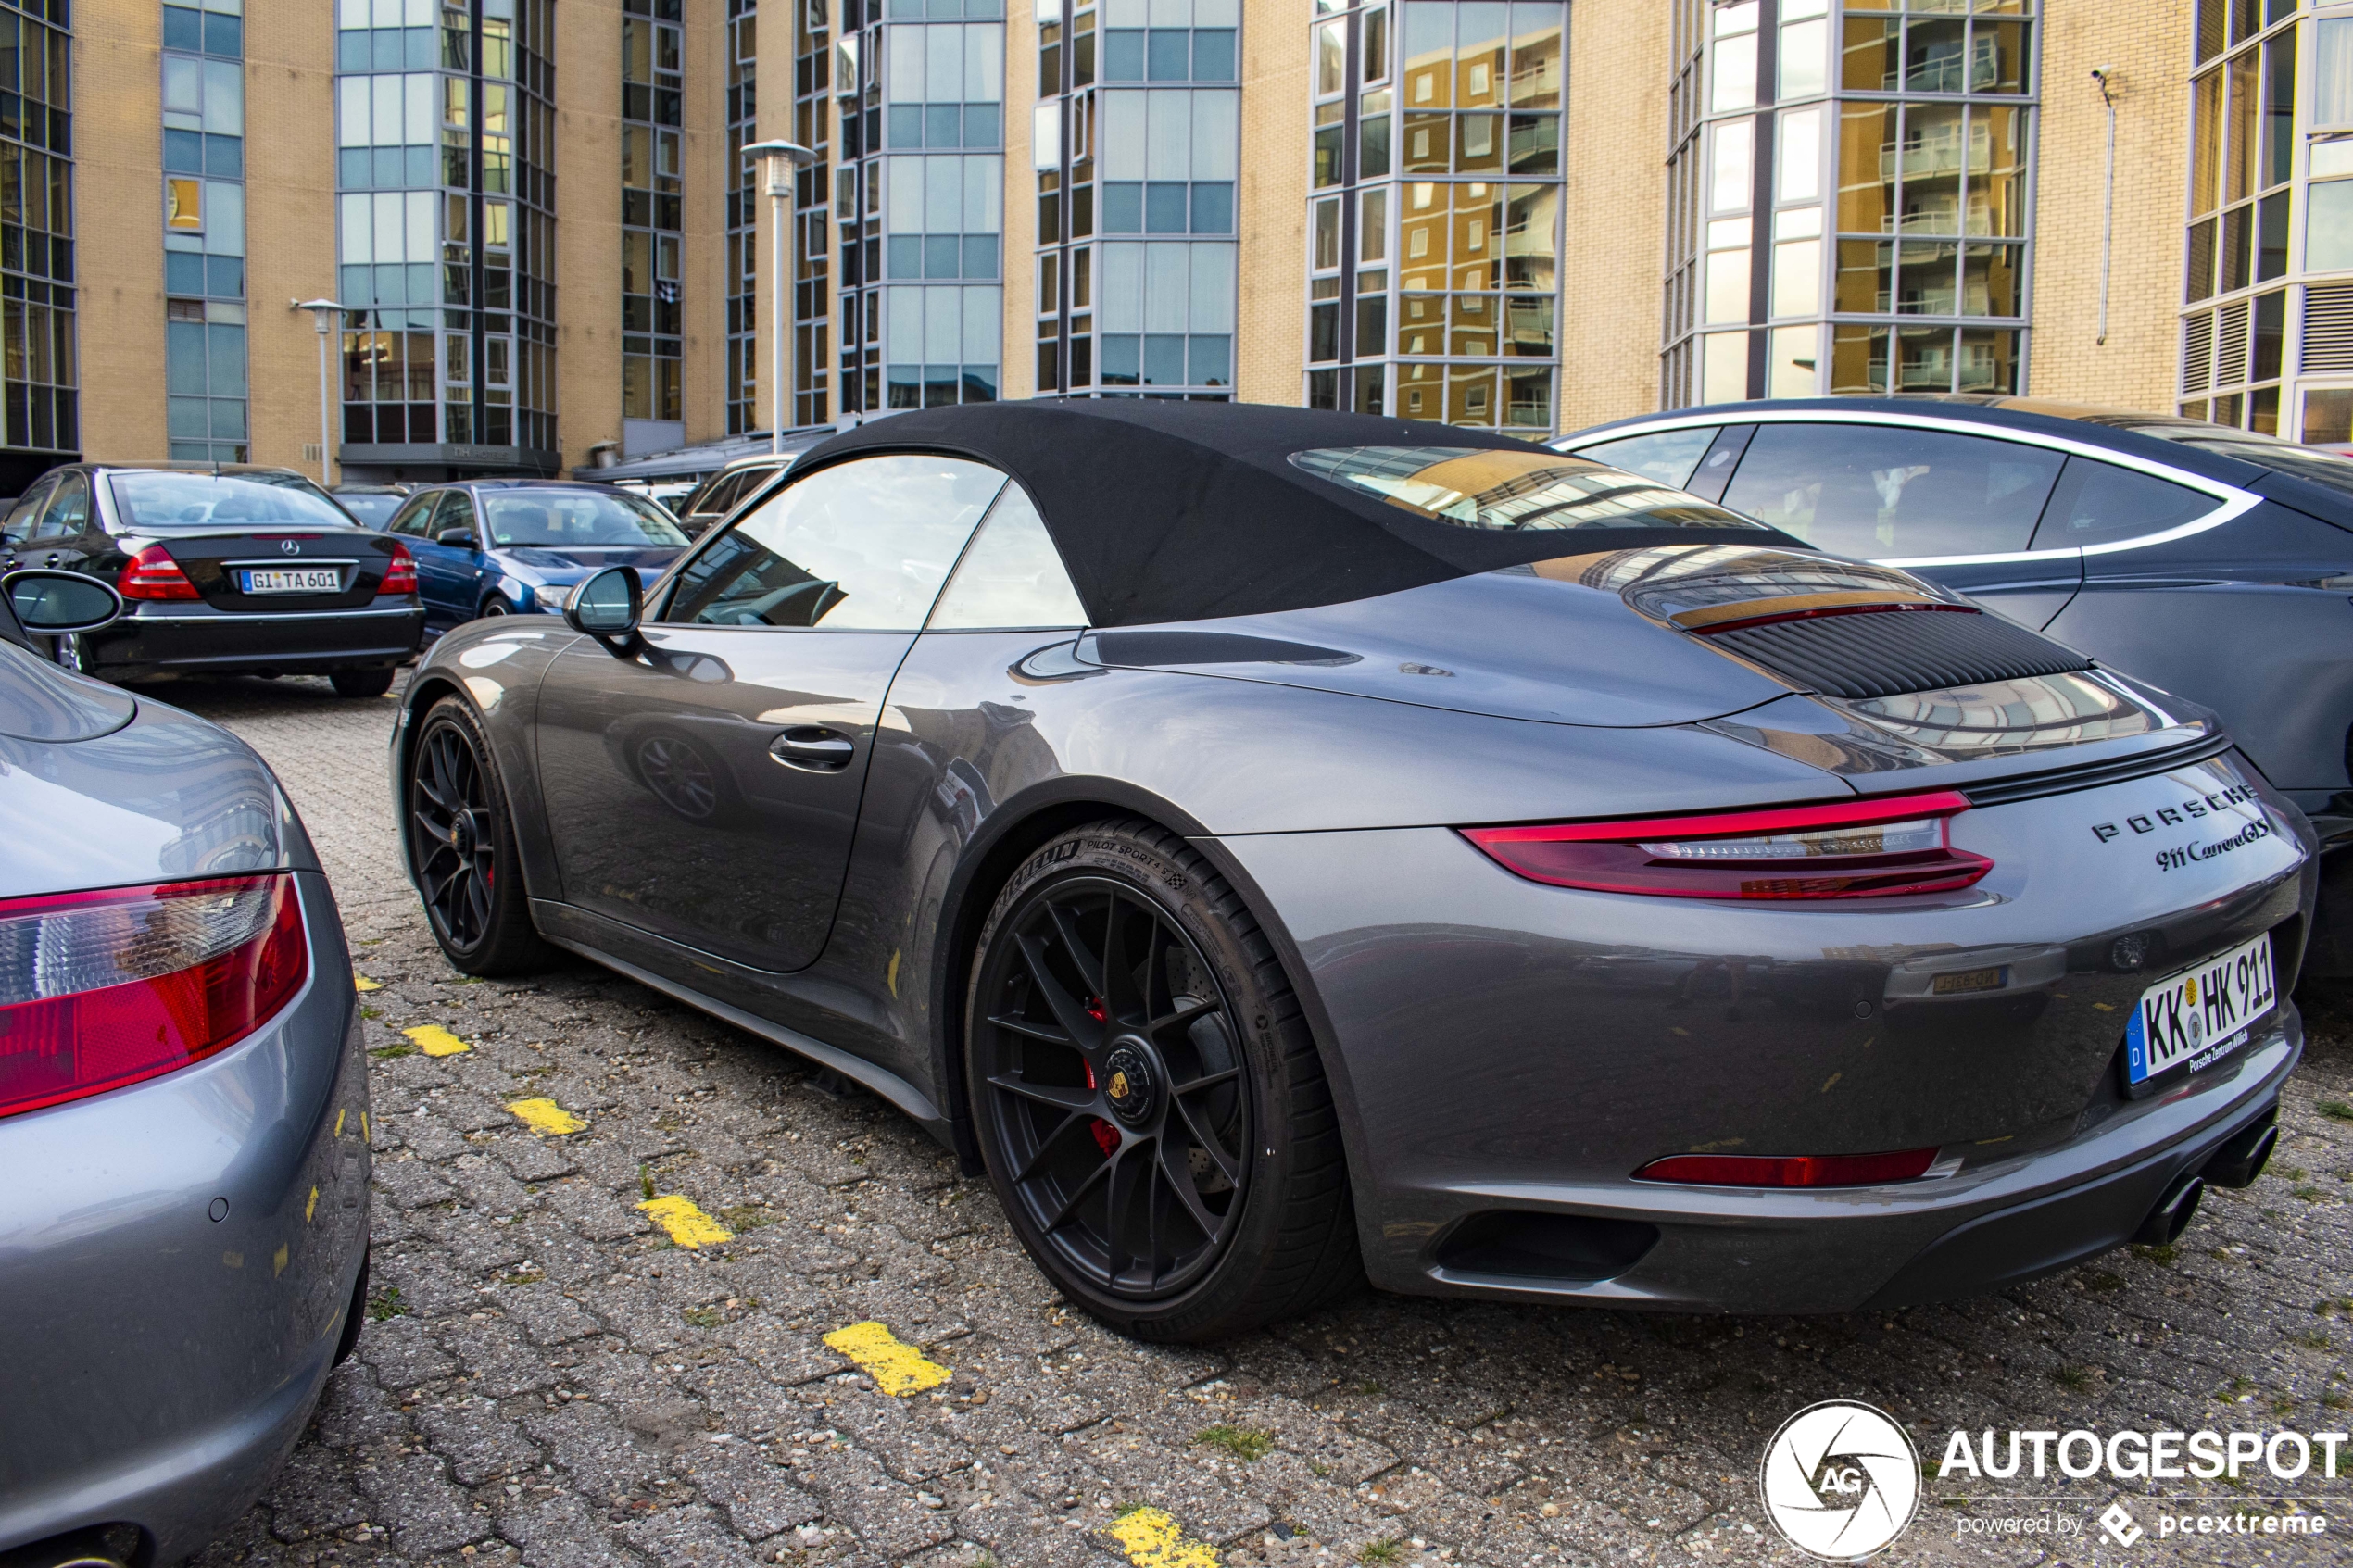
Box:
742 139 820 457
292 298 346 487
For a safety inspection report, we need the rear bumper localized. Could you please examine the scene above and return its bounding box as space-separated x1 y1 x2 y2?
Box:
91 603 425 677
1212 752 2317 1313
0 872 371 1562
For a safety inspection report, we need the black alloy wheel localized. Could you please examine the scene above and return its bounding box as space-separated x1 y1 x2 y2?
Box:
968 822 1361 1339
407 696 551 974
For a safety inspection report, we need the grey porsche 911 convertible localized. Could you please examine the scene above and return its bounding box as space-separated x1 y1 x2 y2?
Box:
392 402 2307 1341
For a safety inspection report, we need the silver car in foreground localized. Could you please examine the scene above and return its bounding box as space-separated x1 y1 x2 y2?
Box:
0 571 371 1566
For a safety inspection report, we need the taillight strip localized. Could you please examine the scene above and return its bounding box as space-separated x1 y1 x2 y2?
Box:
1466 791 1974 847
1460 792 1991 901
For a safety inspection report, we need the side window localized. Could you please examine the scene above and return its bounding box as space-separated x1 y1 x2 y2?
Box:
35 473 88 538
686 473 743 519
387 493 438 536
434 491 478 539
4 475 57 538
1573 427 1721 491
1721 423 2065 559
662 454 1006 630
2028 457 2223 550
926 483 1088 630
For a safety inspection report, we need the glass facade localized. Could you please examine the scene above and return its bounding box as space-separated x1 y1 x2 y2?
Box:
1305 0 1562 428
1665 0 2035 408
2181 0 2343 440
841 0 999 411
1033 0 1227 399
794 0 833 425
622 0 683 443
725 0 757 433
2 0 72 487
335 0 557 473
163 0 236 462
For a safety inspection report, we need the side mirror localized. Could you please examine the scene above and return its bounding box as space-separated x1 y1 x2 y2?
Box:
5 569 122 634
563 566 643 647
435 526 480 549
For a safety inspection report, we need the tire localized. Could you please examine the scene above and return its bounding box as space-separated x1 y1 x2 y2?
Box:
331 667 396 698
333 1249 371 1367
407 696 554 975
481 598 510 617
965 820 1361 1340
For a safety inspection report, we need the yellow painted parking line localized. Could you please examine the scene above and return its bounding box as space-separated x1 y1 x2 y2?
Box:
335 1108 346 1137
506 1098 586 1135
306 1185 319 1223
404 1024 470 1057
638 1195 732 1248
1106 1507 1219 1568
823 1321 951 1396
354 972 384 992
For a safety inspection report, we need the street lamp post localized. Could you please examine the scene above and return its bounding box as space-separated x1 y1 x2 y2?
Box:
293 298 346 488
742 139 820 457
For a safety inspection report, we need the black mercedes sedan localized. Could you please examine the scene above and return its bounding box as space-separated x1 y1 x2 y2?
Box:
390 402 2304 1340
0 464 424 696
1555 398 2353 967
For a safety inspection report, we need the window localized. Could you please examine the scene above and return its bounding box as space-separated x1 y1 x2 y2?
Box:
1573 426 1721 490
37 472 88 537
481 490 688 546
107 471 354 531
2028 458 2222 549
3 476 57 538
432 490 477 540
1719 423 2065 559
926 483 1087 629
1290 445 1768 532
664 454 1005 630
387 491 440 536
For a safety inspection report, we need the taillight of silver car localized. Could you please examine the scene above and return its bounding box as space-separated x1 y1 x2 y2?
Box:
0 874 308 1120
1460 792 1992 900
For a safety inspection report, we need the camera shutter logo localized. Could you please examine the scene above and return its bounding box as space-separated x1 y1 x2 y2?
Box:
1758 1400 1921 1561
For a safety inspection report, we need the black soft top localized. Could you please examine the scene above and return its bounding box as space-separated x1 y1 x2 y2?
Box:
798 401 1795 627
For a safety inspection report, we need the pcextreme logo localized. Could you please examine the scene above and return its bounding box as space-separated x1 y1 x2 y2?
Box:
1759 1400 1923 1562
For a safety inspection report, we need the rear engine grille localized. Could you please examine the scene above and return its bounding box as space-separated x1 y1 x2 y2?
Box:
1703 607 2094 700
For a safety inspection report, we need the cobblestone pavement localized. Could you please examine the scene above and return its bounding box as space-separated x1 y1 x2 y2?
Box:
169 674 2353 1568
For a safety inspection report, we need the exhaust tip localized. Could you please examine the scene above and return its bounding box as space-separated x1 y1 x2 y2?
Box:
0 1525 139 1568
2203 1112 2280 1190
2135 1172 2206 1247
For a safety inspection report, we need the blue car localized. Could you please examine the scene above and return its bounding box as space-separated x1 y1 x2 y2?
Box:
380 480 691 633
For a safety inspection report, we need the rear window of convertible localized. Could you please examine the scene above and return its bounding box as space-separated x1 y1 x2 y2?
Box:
1289 446 1773 532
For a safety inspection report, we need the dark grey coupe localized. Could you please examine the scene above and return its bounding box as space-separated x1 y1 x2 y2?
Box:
392 403 2306 1341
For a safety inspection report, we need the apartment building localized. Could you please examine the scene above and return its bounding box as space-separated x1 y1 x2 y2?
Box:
22 1 2344 495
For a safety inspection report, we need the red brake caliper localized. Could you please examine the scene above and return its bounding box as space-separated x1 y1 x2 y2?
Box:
1085 997 1119 1156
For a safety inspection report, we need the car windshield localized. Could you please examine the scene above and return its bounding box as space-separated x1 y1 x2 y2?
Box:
334 492 404 527
1290 446 1771 531
109 470 355 530
479 491 689 547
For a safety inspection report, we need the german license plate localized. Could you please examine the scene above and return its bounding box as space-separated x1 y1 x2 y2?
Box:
241 568 341 594
2124 932 2276 1086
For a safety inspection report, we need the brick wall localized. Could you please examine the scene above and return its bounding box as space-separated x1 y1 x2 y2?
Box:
245 3 338 477
558 0 625 468
76 0 167 461
1233 0 1303 406
1002 0 1037 400
2026 1 2191 412
1556 0 1670 434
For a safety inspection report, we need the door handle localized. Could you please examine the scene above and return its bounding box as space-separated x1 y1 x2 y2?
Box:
769 726 854 771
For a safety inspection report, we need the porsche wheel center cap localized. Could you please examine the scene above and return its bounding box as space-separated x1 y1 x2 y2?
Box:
452 811 479 857
1101 1042 1157 1125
